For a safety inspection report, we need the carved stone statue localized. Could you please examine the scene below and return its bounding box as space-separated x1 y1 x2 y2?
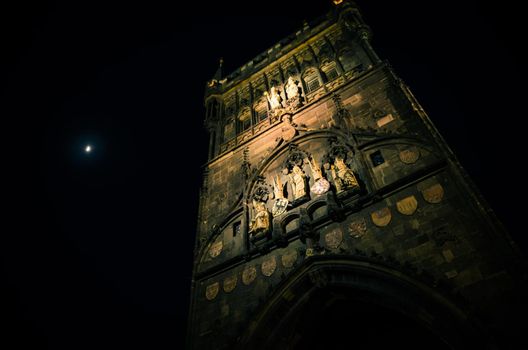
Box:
288 165 307 200
272 175 289 216
286 76 300 100
249 199 271 237
332 157 359 193
273 174 285 199
308 156 330 195
264 86 283 111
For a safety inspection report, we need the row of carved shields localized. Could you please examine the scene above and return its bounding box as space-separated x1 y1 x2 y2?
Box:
205 183 445 299
205 250 299 300
370 183 444 227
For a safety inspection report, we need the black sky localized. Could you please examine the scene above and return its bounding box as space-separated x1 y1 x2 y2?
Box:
2 1 525 349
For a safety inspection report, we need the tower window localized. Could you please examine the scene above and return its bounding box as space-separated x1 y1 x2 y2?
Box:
305 76 321 93
370 150 385 167
322 62 339 82
238 109 252 132
255 106 268 122
325 68 339 81
223 119 235 142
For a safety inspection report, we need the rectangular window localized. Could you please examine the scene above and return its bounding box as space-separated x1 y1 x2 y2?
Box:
239 117 251 132
370 150 385 167
257 109 268 122
306 76 321 93
223 121 235 142
325 67 339 82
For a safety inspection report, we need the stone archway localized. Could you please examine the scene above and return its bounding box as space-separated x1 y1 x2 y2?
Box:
238 257 490 349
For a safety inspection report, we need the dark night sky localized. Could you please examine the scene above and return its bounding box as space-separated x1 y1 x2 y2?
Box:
1 1 525 349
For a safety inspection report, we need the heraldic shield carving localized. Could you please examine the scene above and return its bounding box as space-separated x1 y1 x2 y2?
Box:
208 240 223 258
371 207 392 227
205 282 220 301
242 266 257 285
261 256 277 277
349 218 367 238
324 229 343 249
399 147 420 164
281 250 298 268
396 195 418 215
223 275 238 293
422 183 444 204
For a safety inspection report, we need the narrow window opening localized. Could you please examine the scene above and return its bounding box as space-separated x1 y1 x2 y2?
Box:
370 150 385 167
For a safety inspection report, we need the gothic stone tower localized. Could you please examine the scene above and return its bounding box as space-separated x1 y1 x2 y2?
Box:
188 2 526 349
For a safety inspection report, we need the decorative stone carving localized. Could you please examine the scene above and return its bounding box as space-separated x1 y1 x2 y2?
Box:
272 174 289 216
284 76 303 111
205 282 220 301
330 93 350 129
422 183 444 204
223 275 238 293
281 114 298 142
286 76 300 100
349 218 367 238
323 138 360 195
264 86 283 111
249 199 271 239
371 207 392 227
208 240 223 258
283 144 310 203
289 165 307 201
399 147 420 164
332 157 360 193
242 266 257 285
396 195 418 215
281 250 298 268
324 229 343 249
280 114 313 142
308 156 330 195
261 256 277 277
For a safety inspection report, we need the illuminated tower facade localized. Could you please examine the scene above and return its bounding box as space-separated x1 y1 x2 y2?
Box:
188 2 526 348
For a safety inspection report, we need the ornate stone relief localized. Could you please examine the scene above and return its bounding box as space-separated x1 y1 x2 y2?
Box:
283 144 310 204
271 175 289 217
324 228 343 249
280 114 313 143
399 147 420 164
242 266 257 285
422 184 444 204
208 240 223 258
323 139 360 195
284 76 303 110
261 256 277 277
371 207 392 227
308 156 330 195
249 177 272 242
396 195 418 215
223 275 238 293
281 250 298 268
264 86 283 112
205 282 220 301
349 218 367 239
329 93 350 129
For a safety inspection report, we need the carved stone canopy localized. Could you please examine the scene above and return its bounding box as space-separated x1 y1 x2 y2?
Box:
322 138 352 165
283 144 309 171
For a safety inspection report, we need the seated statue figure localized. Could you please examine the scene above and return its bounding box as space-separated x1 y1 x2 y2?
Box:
249 200 271 237
334 157 359 192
